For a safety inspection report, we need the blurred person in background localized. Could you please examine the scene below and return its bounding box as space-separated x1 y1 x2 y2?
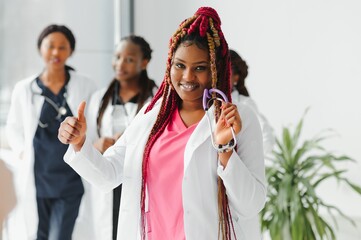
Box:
230 49 275 155
85 35 157 240
6 24 96 240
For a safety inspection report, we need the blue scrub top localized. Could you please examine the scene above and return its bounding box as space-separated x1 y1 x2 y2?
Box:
33 76 84 198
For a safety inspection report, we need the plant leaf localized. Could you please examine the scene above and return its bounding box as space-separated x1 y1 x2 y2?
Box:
261 108 361 240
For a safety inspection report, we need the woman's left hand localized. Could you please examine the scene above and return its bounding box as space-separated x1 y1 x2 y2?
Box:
214 102 242 145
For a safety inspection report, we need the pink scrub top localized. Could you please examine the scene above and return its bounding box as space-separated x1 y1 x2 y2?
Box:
147 109 198 240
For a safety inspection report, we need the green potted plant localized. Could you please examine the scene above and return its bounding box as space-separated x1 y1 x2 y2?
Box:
261 109 361 240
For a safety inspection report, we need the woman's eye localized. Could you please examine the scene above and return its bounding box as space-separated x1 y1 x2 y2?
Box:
125 57 134 63
175 63 185 69
195 66 207 71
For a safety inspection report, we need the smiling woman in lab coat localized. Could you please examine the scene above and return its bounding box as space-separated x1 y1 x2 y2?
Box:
85 35 157 240
58 7 266 240
6 24 96 239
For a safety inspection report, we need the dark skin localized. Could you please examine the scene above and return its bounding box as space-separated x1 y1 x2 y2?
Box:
93 40 150 153
170 43 209 127
58 44 242 168
113 40 148 102
170 43 242 167
38 32 73 95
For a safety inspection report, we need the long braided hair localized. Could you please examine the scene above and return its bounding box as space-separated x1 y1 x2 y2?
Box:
96 35 156 137
140 7 236 240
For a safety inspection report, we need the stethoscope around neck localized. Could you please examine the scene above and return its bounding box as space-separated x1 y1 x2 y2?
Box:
30 78 68 128
203 88 237 151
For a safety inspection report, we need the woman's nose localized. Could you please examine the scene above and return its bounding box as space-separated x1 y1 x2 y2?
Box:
183 68 195 81
51 48 59 55
115 58 124 67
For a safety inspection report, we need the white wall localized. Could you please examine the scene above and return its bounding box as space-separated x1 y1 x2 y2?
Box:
135 0 361 232
0 2 116 238
0 0 115 147
0 0 115 107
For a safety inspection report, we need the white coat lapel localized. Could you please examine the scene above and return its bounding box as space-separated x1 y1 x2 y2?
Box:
124 106 158 171
66 73 78 115
183 106 215 172
117 105 159 239
29 78 45 133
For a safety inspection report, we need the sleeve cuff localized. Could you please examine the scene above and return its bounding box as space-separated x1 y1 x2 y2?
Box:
217 150 237 176
64 137 93 164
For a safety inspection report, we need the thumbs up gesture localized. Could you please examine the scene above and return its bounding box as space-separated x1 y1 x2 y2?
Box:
58 101 87 151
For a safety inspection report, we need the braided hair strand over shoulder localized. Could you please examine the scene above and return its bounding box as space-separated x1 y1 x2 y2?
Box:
140 7 235 240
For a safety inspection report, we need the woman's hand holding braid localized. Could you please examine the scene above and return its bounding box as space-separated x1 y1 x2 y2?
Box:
58 101 87 152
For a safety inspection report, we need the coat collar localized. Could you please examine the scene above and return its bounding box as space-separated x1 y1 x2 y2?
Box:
29 77 45 125
126 102 216 173
184 105 216 171
128 102 215 145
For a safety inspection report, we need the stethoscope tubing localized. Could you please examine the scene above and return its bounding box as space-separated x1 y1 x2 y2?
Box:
30 79 68 126
203 88 237 150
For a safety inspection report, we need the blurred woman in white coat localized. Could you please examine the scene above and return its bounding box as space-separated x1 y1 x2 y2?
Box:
59 7 266 240
230 49 275 155
85 35 157 240
6 24 96 240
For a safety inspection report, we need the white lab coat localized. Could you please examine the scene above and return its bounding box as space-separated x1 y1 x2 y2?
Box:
231 91 275 156
82 87 157 240
65 100 266 240
5 71 96 240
